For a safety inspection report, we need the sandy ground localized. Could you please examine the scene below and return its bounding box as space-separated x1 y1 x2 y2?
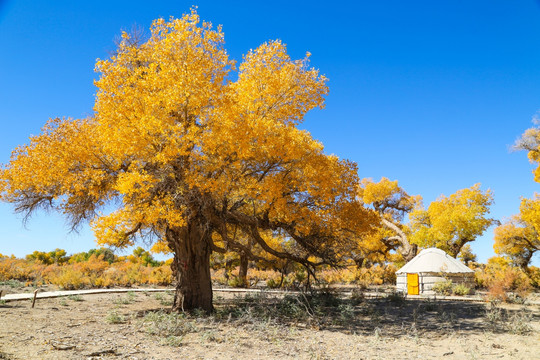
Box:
0 289 539 360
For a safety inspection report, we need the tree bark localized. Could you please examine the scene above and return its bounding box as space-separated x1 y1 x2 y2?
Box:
167 221 213 313
238 253 249 287
354 256 365 269
380 217 417 262
449 238 471 258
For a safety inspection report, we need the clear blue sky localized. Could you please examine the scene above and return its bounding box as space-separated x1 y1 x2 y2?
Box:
1 0 539 265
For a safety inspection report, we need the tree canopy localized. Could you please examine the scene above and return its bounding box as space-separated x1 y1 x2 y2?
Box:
357 177 421 262
409 184 495 258
494 197 540 271
0 11 376 311
359 179 494 261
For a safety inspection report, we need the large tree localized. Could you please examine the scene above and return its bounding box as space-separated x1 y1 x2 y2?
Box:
494 197 540 272
409 184 495 258
515 122 540 182
0 11 376 312
357 177 421 262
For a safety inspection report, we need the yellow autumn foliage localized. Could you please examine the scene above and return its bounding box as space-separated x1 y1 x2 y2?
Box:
0 10 372 256
0 11 379 311
410 184 495 258
357 177 421 262
494 196 540 273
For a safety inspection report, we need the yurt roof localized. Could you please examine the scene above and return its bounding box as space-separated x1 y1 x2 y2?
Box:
395 248 474 274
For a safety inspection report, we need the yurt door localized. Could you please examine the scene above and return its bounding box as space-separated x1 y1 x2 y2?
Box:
407 273 419 295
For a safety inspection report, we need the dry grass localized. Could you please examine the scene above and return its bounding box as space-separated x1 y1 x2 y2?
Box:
0 288 538 359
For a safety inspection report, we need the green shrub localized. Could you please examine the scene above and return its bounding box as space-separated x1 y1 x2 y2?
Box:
432 280 453 295
508 310 533 335
228 276 248 288
106 310 125 324
451 283 471 296
114 291 137 305
0 280 25 288
154 292 173 306
67 294 83 302
266 277 280 288
142 310 196 337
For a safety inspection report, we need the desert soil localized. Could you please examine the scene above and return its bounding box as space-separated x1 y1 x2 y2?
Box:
0 288 539 360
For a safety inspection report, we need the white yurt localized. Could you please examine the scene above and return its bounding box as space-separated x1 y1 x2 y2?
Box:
395 248 474 295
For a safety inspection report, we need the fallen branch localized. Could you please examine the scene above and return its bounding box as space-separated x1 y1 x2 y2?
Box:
86 349 117 356
50 342 76 351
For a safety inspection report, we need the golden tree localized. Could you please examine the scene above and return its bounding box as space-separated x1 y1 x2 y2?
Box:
494 197 540 272
511 121 540 271
358 177 421 262
0 11 375 311
458 244 477 266
409 184 495 258
515 122 540 182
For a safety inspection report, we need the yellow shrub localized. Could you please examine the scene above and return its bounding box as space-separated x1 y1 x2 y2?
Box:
479 257 532 302
149 265 173 285
50 268 89 290
527 266 540 287
316 265 397 287
211 268 229 285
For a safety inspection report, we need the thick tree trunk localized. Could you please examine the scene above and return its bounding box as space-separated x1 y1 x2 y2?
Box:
449 238 471 258
402 243 418 262
380 218 417 262
167 221 213 313
354 257 365 269
238 253 249 287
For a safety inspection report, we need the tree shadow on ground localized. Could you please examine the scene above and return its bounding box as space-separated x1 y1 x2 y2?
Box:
200 291 534 337
0 302 27 309
128 290 536 346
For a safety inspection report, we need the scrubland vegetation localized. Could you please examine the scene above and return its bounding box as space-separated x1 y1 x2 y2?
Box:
1 247 538 306
0 248 172 289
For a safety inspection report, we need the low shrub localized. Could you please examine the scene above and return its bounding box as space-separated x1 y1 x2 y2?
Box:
227 276 248 288
451 283 472 296
386 291 406 305
52 268 89 290
480 258 532 302
142 310 196 337
485 304 533 334
432 280 453 295
508 310 533 335
106 310 125 324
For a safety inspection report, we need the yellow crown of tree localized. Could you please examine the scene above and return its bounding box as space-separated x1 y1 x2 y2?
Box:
0 10 376 312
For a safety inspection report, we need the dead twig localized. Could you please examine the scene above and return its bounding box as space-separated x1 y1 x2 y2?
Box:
31 289 39 308
86 349 117 356
50 342 76 350
298 292 315 317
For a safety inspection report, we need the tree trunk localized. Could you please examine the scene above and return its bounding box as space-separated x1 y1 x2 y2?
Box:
402 243 418 262
380 217 417 262
238 253 249 287
449 238 471 258
354 257 365 269
167 221 213 313
224 259 233 280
